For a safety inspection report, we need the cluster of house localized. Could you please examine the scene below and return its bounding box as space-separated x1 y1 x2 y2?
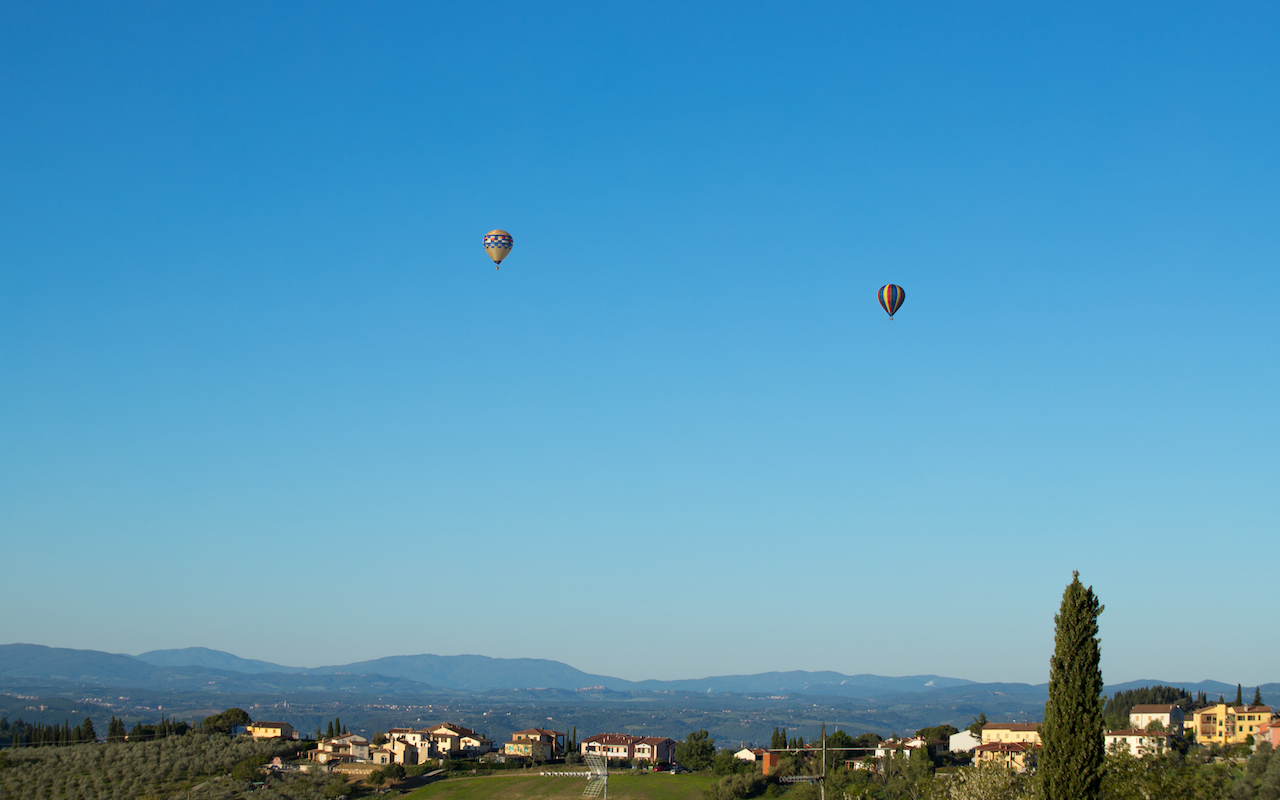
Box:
939 702 1280 773
298 723 679 768
309 723 493 766
249 700 1279 774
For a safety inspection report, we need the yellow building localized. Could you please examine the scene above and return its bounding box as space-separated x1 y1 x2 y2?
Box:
1191 704 1273 746
981 723 1042 746
504 728 564 760
247 721 295 740
973 742 1037 773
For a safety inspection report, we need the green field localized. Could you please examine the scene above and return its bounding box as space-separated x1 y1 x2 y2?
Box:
402 772 718 800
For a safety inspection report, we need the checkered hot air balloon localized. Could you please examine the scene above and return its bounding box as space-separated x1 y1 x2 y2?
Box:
878 284 905 319
483 229 513 269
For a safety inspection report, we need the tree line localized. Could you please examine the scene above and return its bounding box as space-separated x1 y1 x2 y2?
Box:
1 707 250 749
0 716 98 748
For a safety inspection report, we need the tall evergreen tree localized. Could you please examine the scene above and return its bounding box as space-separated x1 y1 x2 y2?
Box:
1255 687 1264 706
968 712 989 738
1041 571 1105 800
1236 684 1244 706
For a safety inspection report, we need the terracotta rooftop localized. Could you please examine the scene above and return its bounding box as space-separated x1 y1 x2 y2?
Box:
430 723 476 737
974 742 1033 752
583 733 642 746
1129 705 1179 713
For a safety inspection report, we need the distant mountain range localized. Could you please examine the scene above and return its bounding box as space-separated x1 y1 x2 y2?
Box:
0 644 972 697
1 643 1273 703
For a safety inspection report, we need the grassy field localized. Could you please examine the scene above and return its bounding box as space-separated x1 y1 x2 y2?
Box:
401 772 718 800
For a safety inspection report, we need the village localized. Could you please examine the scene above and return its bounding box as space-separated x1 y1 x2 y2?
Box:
238 697 1279 781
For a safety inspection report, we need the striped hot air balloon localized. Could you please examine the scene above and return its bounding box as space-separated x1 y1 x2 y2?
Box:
878 284 905 319
483 230 513 269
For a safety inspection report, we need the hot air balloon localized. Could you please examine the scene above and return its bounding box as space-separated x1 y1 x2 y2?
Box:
483 230 513 269
878 284 905 319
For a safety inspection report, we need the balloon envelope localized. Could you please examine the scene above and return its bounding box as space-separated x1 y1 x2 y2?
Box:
878 284 905 318
483 230 513 267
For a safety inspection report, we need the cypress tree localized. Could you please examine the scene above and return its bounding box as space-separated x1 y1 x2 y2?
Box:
1235 684 1244 706
1041 571 1105 800
1255 687 1264 706
326 721 334 739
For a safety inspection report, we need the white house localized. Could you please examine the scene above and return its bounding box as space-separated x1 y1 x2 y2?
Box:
310 734 370 764
1105 729 1174 758
902 737 947 757
1128 705 1184 732
735 747 767 762
874 739 933 759
949 730 981 752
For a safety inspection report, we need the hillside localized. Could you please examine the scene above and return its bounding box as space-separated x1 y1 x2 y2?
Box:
135 647 304 675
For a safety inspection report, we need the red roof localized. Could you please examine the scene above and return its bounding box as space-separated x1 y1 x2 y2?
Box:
583 733 642 746
974 742 1033 753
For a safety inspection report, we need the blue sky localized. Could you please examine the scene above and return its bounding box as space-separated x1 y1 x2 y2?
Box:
2 2 1277 686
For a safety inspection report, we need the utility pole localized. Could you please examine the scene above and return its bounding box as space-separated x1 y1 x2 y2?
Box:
821 727 826 800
